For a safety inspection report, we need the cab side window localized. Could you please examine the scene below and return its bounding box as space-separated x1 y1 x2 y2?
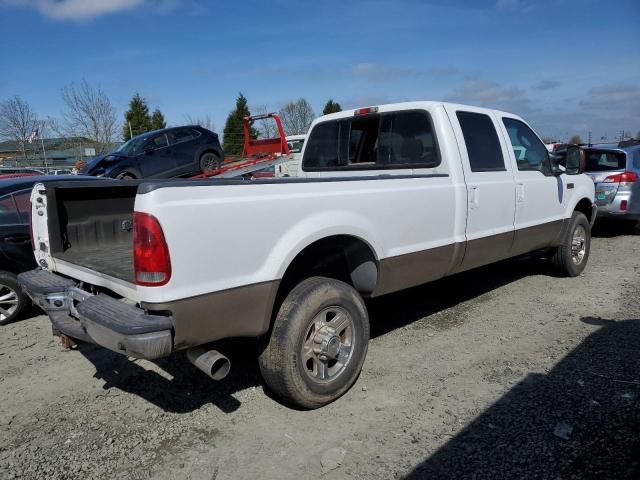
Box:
13 191 31 224
456 111 505 172
169 129 194 144
502 118 551 175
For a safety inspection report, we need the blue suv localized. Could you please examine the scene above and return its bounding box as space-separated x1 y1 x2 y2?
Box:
83 126 224 179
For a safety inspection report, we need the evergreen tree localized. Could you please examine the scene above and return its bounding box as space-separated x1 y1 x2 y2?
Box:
223 93 257 156
122 93 152 140
150 108 166 130
322 99 342 115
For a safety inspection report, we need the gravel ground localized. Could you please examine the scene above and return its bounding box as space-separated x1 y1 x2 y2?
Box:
1 226 639 480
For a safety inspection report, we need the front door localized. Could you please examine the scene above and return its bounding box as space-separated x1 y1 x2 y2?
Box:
139 133 173 177
444 106 516 271
498 116 567 255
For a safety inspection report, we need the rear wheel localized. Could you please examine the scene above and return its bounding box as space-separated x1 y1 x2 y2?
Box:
259 277 370 409
551 212 591 276
0 272 27 325
199 152 222 173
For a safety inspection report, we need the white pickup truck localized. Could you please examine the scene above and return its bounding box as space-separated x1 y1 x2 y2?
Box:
19 101 595 409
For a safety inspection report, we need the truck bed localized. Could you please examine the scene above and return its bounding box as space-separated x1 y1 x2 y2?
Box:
44 182 138 284
56 243 133 282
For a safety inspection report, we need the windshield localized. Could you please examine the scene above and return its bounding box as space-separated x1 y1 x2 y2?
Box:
584 149 626 172
115 136 147 156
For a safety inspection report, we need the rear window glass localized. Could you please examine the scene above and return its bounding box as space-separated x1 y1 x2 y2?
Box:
13 191 31 224
303 111 440 170
456 111 505 172
584 150 626 172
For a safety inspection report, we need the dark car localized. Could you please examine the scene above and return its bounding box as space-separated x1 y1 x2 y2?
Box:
82 126 224 179
0 175 108 324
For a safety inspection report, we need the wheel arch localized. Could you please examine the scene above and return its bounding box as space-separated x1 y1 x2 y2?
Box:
573 197 595 224
269 233 380 328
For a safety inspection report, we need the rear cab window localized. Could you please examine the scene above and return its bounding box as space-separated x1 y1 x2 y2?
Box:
302 110 441 172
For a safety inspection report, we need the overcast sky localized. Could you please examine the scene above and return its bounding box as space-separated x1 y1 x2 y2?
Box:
1 0 638 141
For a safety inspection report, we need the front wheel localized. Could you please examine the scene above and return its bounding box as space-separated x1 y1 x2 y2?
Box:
551 212 591 277
259 277 370 409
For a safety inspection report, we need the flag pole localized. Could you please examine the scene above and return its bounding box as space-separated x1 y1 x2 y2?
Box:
40 135 48 170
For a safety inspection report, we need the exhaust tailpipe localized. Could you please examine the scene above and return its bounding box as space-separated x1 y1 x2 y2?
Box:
187 347 231 381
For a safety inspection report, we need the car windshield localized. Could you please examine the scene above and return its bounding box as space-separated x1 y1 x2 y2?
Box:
115 136 147 156
584 149 626 172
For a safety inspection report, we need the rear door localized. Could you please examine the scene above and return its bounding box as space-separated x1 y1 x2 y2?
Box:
444 106 516 271
498 116 566 254
0 190 35 273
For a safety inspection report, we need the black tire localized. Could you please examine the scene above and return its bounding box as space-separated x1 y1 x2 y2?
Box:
551 212 591 277
115 171 137 180
259 276 370 409
199 152 222 173
0 271 28 325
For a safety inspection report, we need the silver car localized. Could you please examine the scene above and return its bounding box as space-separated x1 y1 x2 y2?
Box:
584 141 640 223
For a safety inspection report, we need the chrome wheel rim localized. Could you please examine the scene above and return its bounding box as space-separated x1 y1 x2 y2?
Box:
571 225 587 265
301 306 354 382
0 284 19 322
201 153 219 171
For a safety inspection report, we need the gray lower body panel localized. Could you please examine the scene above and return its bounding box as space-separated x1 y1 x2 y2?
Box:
142 280 280 349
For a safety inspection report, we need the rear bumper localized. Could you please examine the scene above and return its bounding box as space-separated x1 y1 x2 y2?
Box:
595 193 639 220
18 269 174 360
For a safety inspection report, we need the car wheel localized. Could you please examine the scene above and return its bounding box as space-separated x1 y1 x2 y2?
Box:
551 212 591 277
0 272 28 325
199 152 222 173
115 171 137 180
259 276 370 409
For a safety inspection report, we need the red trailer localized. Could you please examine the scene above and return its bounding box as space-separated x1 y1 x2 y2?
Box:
191 113 291 179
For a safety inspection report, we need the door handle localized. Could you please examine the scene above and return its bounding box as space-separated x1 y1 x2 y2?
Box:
516 183 525 202
4 235 30 245
470 186 480 208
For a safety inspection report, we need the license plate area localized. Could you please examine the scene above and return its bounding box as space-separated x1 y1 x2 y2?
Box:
595 185 618 205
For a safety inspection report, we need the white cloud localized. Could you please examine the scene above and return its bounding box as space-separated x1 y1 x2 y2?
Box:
0 0 181 21
444 79 533 114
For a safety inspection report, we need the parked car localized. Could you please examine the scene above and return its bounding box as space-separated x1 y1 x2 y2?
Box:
82 126 224 179
582 141 640 223
0 175 107 324
0 167 45 175
20 101 594 408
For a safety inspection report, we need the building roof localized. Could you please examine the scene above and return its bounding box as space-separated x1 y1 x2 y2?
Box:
0 137 95 153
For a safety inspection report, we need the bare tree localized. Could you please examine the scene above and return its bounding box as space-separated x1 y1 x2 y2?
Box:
184 114 215 132
279 98 315 136
0 95 38 161
569 135 583 144
252 105 280 139
58 80 118 154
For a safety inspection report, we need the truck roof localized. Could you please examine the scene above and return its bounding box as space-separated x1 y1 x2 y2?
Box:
315 101 521 124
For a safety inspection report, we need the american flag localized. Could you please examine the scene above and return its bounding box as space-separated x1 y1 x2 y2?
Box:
28 128 39 144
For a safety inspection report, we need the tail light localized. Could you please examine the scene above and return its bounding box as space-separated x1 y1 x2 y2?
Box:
620 200 628 211
133 212 171 286
603 171 638 185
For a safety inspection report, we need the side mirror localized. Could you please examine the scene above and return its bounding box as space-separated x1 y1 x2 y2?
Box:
565 145 585 175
